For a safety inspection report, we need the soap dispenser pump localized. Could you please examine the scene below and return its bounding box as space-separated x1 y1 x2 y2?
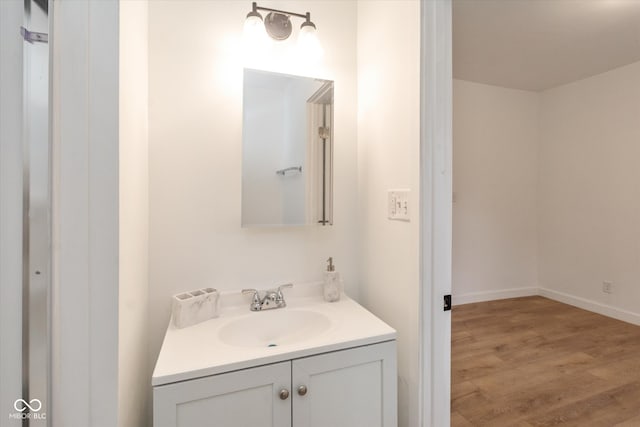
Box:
323 257 342 302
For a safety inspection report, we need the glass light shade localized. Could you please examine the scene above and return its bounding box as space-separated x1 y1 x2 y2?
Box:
244 14 267 43
297 25 324 61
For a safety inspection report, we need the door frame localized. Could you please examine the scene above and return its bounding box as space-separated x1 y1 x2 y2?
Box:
51 0 119 425
419 0 452 426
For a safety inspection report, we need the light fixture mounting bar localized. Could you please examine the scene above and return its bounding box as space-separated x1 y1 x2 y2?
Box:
252 2 309 20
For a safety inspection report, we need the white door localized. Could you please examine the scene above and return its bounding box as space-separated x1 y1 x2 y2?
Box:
292 341 397 427
153 361 291 427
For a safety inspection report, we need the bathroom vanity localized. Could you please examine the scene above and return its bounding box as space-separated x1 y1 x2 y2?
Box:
152 285 397 427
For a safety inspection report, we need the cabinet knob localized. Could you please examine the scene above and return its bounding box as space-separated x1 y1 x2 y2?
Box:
297 385 308 396
279 389 290 400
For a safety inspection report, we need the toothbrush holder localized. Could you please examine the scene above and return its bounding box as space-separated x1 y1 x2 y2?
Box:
172 287 220 329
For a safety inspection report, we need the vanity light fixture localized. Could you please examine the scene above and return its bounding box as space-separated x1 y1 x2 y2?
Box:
244 2 323 58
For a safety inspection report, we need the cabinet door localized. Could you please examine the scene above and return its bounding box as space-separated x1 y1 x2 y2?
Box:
292 341 397 427
154 361 291 427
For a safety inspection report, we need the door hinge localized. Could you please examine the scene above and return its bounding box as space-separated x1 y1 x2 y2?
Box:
444 294 452 311
20 27 48 44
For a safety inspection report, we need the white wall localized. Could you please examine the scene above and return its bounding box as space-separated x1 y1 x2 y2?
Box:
242 82 288 224
453 61 640 324
147 0 359 387
281 78 318 224
118 1 149 426
452 79 539 304
539 61 640 322
0 2 24 425
242 74 318 226
357 2 421 426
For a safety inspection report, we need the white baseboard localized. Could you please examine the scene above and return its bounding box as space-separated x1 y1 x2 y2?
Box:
453 286 640 326
452 287 538 306
539 288 640 327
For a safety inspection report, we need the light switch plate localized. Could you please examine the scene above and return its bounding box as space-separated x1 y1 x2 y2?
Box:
388 190 410 221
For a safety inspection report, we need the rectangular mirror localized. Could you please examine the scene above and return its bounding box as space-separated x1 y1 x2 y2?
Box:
242 69 333 227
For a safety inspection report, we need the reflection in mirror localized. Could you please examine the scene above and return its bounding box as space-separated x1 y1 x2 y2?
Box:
242 69 333 227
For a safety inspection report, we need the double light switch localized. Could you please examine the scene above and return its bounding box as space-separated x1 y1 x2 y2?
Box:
388 190 410 221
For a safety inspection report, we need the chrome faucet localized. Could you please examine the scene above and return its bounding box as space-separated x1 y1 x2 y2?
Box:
242 284 293 311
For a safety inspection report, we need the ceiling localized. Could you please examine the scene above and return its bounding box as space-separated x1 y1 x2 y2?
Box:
453 0 640 91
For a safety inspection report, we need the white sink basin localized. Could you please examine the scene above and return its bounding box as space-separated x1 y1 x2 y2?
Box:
152 287 397 386
218 309 332 348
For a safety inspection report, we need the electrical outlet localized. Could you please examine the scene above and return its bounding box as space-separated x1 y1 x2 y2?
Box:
388 190 410 221
602 281 613 294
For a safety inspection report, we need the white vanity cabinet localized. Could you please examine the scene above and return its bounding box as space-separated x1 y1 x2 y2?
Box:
292 341 397 427
153 341 397 427
154 361 292 427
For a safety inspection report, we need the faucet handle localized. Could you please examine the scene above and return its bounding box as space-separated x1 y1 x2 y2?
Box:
242 288 261 308
275 283 293 304
277 283 293 292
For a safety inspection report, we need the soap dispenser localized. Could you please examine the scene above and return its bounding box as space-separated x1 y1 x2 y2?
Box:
323 257 342 302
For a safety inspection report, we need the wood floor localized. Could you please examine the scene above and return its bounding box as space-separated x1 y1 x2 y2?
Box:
451 296 640 427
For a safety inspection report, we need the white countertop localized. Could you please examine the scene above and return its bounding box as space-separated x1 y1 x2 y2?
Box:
152 285 396 386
